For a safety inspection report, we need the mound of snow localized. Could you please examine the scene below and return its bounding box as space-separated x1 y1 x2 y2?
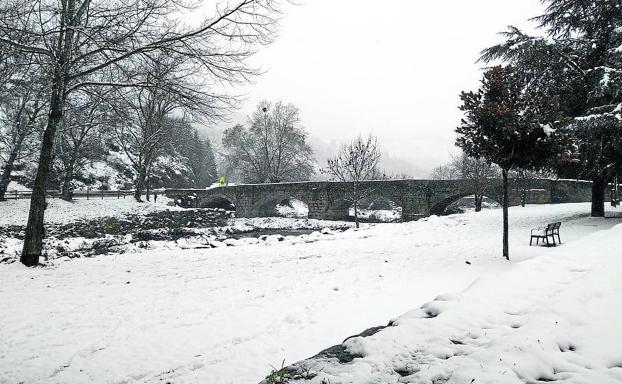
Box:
278 223 622 384
276 199 309 218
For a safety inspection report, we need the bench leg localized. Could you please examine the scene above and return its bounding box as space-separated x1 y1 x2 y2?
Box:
557 234 561 244
530 236 533 246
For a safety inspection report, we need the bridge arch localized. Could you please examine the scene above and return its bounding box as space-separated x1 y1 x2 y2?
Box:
352 195 403 222
324 199 351 221
430 193 500 216
251 194 310 218
198 193 237 212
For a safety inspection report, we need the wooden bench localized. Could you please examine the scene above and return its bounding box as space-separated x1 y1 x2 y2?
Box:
530 222 561 246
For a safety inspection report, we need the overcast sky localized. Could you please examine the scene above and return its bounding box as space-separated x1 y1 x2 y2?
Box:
211 0 546 177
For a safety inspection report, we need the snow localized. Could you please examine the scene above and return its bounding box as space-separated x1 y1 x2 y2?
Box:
0 196 181 226
349 207 402 222
541 123 556 137
5 181 29 191
0 202 621 384
229 217 356 232
275 199 309 218
286 222 622 384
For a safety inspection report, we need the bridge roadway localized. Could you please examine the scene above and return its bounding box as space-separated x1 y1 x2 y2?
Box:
165 179 593 221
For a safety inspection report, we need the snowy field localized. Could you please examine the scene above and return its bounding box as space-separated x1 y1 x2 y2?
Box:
0 197 180 226
0 202 621 383
283 218 622 383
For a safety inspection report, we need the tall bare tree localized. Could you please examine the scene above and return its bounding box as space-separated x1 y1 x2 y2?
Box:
0 66 47 199
323 135 382 228
0 0 282 265
222 101 315 183
110 53 219 201
55 88 110 200
430 163 460 181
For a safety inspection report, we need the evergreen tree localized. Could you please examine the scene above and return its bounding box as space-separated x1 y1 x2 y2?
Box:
457 66 557 260
481 0 622 217
168 122 218 188
201 137 218 187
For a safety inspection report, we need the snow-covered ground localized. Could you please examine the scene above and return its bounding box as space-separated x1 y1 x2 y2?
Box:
0 203 620 384
349 207 403 222
283 218 622 383
6 180 29 192
0 197 180 226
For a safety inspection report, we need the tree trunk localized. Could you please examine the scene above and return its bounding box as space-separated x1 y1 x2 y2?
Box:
520 188 527 207
61 162 75 201
614 175 619 207
21 92 64 266
474 194 482 212
591 176 606 217
353 183 360 228
145 174 150 202
0 145 20 200
21 0 77 266
134 166 146 201
502 169 509 261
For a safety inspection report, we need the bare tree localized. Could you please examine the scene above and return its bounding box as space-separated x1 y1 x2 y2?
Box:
451 153 500 212
222 101 315 183
431 153 501 212
0 68 47 200
0 0 282 265
110 54 211 201
55 89 110 200
510 168 556 207
430 163 460 181
323 135 382 228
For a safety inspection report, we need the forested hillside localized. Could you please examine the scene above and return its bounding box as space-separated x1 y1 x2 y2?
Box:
2 120 218 192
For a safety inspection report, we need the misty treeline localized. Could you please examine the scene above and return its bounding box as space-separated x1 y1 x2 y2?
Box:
0 0 284 265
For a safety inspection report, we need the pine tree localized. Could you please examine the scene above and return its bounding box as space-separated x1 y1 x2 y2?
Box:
481 0 622 217
170 123 218 188
457 66 557 260
202 137 218 186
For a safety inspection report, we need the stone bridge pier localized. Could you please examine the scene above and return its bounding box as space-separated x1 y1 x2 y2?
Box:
165 179 593 221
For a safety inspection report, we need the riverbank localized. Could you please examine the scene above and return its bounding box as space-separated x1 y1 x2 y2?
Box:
0 199 355 263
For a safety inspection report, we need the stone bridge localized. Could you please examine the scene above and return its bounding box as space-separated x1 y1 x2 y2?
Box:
165 179 593 221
